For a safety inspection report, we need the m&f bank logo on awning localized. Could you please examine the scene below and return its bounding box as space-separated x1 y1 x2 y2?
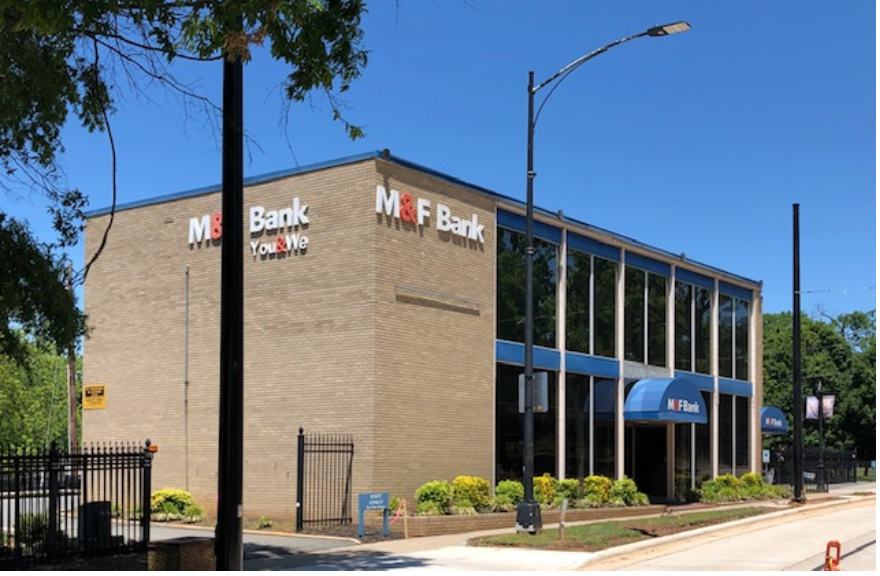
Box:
188 198 309 258
375 185 484 243
667 398 701 414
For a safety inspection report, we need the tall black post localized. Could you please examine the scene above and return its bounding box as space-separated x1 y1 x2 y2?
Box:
216 53 244 570
816 381 825 491
792 204 804 502
515 71 542 534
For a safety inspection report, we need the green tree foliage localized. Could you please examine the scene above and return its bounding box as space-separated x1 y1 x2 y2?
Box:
0 331 80 449
0 215 84 360
1 1 368 354
763 310 876 460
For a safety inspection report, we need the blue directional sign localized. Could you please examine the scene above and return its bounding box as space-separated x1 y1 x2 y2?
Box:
358 492 389 538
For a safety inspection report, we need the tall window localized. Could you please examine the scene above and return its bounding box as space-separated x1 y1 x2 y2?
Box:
565 374 591 479
676 281 713 375
625 266 667 366
495 364 557 481
497 228 557 348
719 394 733 475
566 250 617 358
695 391 712 485
718 294 750 380
735 396 750 477
695 288 712 374
675 282 692 371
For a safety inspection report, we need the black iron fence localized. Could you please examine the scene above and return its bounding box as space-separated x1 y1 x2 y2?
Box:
295 428 354 532
765 447 857 492
0 441 153 567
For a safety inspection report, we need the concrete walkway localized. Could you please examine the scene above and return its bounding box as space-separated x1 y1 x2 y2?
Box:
277 482 875 571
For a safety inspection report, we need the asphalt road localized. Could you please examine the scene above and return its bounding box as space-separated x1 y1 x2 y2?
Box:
586 500 876 571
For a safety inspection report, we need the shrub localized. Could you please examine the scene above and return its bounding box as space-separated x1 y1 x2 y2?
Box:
495 480 524 506
450 504 477 515
610 477 640 505
258 515 274 529
452 476 490 510
699 474 742 502
416 501 445 516
151 488 195 515
491 495 516 512
533 473 557 506
556 478 581 501
740 473 764 499
387 496 402 515
415 480 452 514
18 513 48 547
583 475 613 504
182 504 204 523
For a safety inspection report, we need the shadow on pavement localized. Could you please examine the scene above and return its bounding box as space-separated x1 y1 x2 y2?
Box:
245 546 431 571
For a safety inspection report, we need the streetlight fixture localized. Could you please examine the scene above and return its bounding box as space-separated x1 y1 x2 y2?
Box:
516 21 691 535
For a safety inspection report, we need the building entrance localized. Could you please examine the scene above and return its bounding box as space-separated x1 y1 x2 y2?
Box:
625 425 667 501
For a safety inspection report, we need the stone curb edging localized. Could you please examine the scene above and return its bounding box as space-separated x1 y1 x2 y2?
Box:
154 521 361 545
575 494 875 568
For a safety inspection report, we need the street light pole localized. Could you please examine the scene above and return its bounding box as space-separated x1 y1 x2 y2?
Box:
515 21 690 535
816 380 825 492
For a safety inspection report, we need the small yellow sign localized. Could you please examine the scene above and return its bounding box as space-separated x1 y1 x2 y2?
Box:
83 384 107 410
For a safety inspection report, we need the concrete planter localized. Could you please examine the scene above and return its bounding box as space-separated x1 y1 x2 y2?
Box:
369 505 666 538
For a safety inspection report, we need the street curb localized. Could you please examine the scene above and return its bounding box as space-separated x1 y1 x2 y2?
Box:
155 522 361 545
576 493 875 568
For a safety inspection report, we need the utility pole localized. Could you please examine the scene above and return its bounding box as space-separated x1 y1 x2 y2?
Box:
216 48 244 570
65 263 78 453
792 204 804 502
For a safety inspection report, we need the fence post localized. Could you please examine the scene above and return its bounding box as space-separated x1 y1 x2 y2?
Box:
296 428 305 533
14 450 21 559
141 440 153 546
47 443 60 558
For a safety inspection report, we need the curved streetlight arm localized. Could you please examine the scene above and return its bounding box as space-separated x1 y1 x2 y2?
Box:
532 22 690 129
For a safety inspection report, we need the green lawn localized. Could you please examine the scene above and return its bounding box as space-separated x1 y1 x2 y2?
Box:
470 507 766 552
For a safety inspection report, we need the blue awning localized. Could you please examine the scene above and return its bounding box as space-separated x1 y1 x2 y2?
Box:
624 378 708 424
761 407 789 435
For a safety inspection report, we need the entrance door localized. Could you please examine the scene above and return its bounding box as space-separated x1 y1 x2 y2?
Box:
633 426 667 500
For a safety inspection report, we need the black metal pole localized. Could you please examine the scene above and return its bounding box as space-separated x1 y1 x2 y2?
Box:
817 382 825 492
792 203 804 502
296 428 305 533
216 52 244 570
515 71 542 534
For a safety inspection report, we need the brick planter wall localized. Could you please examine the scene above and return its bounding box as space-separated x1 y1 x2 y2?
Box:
367 505 666 538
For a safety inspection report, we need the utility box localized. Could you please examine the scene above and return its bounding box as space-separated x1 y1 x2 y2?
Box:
78 501 112 550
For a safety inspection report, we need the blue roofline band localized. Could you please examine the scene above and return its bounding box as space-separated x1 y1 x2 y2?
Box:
86 150 760 287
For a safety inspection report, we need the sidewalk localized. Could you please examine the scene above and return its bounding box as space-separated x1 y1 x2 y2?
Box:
273 483 875 570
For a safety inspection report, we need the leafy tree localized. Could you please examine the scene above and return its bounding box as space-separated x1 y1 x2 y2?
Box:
762 310 876 461
1 1 368 352
0 331 80 449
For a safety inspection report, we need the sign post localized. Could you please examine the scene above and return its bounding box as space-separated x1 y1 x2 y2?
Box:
358 493 389 538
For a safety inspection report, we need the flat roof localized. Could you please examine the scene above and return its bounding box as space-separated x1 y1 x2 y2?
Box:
85 150 760 287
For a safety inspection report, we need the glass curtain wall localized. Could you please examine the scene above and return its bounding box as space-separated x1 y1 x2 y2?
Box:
675 423 692 501
496 227 557 348
495 363 557 481
625 267 667 366
695 391 712 485
566 250 617 358
565 374 591 479
718 294 750 380
719 393 733 475
735 396 750 476
676 281 713 375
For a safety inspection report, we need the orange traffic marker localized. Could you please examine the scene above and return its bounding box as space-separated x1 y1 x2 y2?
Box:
823 540 841 571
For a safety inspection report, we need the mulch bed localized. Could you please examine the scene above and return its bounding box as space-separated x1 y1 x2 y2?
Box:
31 551 147 571
302 524 404 544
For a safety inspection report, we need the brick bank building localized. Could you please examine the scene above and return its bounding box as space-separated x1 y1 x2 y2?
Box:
83 151 766 519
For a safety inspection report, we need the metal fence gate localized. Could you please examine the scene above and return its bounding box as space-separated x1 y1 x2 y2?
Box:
0 441 153 568
295 428 353 532
765 447 857 492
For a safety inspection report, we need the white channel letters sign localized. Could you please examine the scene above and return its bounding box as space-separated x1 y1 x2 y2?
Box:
375 185 484 243
188 197 310 259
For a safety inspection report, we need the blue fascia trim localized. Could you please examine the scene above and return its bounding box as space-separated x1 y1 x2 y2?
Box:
497 210 562 244
568 232 620 263
719 281 754 301
625 252 671 277
674 371 715 391
84 147 761 289
565 352 619 379
85 151 383 217
718 378 753 397
676 268 715 290
496 340 560 371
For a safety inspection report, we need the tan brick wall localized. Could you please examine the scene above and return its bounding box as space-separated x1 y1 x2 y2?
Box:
371 161 497 502
83 158 499 520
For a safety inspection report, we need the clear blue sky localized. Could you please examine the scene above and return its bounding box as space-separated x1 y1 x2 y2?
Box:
9 0 876 316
